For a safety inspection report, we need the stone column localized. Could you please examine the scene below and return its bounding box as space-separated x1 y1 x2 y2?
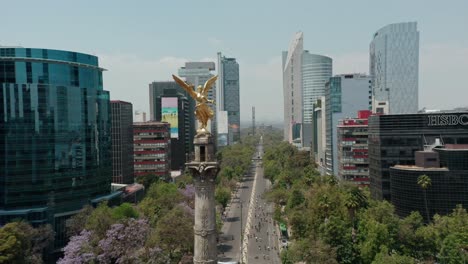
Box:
186 134 219 264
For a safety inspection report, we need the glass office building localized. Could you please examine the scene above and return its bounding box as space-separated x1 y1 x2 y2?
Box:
0 47 113 247
368 112 468 201
370 22 419 114
178 61 216 142
282 32 304 143
325 74 370 175
217 52 240 144
282 32 332 148
302 52 332 148
391 145 468 221
111 100 134 184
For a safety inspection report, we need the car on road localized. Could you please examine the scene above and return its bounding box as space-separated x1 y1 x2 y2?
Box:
281 239 289 248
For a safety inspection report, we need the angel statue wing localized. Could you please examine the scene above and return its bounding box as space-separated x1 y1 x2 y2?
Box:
202 75 218 96
172 75 196 99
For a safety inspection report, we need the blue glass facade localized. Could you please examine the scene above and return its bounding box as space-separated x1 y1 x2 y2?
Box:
0 48 112 247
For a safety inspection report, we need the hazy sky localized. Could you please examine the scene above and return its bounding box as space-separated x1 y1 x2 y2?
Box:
2 0 468 123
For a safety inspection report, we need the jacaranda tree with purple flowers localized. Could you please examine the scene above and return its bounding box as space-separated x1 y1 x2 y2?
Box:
58 230 95 264
97 218 149 264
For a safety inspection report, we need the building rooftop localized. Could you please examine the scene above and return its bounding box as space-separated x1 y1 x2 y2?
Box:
444 144 468 150
391 165 449 171
110 100 132 104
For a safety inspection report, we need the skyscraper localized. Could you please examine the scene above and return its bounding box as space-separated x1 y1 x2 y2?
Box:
0 47 114 248
370 22 419 114
302 52 332 148
217 52 240 144
178 62 216 137
282 32 304 144
111 100 134 184
149 82 192 170
325 74 371 175
282 32 332 147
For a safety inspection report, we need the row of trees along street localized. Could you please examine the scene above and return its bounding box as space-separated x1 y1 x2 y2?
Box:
262 132 468 264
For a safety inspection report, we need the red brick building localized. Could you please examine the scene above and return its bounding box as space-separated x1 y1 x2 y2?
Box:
337 110 371 187
133 122 171 180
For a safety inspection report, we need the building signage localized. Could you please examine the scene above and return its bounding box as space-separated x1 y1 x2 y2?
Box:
427 114 468 126
161 97 178 138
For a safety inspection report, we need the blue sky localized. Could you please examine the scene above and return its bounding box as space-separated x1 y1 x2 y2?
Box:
2 0 468 122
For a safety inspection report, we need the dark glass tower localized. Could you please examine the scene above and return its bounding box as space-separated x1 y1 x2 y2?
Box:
0 47 113 248
218 53 240 144
111 100 134 184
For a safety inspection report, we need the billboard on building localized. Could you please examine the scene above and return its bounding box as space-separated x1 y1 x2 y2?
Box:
161 97 178 138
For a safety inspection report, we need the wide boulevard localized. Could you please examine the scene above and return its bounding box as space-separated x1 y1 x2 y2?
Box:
218 137 281 263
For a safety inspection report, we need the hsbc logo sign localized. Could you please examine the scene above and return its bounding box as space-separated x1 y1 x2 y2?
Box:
427 114 468 126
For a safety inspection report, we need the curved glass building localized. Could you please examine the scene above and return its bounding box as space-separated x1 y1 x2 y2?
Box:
0 47 112 247
370 22 419 114
302 52 332 148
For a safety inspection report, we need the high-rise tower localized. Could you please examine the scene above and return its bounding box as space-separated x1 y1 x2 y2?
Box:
0 47 113 248
217 52 240 144
282 32 332 148
179 62 216 138
111 100 134 184
302 52 332 148
370 22 419 114
282 32 304 144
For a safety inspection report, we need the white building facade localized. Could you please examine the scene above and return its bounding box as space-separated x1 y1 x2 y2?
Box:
282 32 332 148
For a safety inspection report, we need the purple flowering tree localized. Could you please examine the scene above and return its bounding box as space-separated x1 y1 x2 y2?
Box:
58 230 96 264
97 218 150 264
137 247 171 264
179 184 195 209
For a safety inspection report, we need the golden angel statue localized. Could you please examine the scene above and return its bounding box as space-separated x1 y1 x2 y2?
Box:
172 74 218 136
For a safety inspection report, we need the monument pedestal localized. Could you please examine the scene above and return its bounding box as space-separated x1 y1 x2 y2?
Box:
186 134 219 264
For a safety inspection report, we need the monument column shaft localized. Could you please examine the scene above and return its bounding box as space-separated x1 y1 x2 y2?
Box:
193 181 217 264
174 74 220 264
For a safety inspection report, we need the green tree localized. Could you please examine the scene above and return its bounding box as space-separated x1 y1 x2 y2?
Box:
372 246 416 264
0 221 54 264
357 201 400 263
417 174 432 222
438 232 468 264
0 224 22 263
289 210 309 239
136 173 160 189
215 186 231 208
112 202 139 220
287 189 305 210
344 186 368 223
66 204 94 237
85 202 115 239
141 181 183 221
155 206 194 259
288 238 338 264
